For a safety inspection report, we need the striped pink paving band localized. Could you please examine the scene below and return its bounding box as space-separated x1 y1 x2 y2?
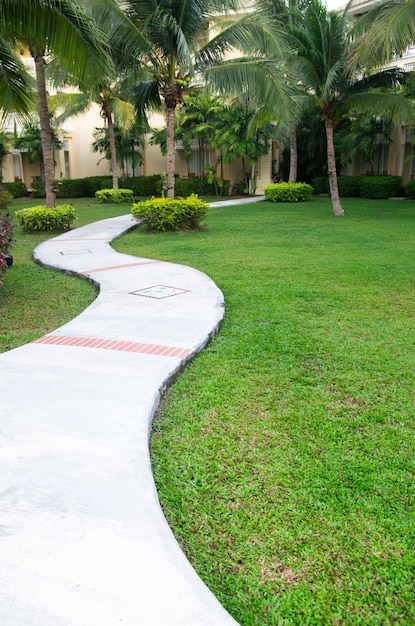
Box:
81 260 161 275
33 334 191 358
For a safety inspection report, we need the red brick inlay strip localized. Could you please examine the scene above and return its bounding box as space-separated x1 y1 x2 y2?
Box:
81 260 161 275
43 237 110 242
33 334 191 358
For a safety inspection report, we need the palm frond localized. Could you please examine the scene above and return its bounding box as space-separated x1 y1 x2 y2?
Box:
351 0 415 69
205 57 301 125
347 90 415 126
0 38 35 115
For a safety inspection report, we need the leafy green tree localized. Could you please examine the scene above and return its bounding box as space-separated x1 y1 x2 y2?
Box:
211 101 276 194
336 114 393 175
1 0 108 207
176 93 228 182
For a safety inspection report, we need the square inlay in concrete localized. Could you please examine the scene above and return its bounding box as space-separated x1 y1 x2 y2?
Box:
129 285 191 299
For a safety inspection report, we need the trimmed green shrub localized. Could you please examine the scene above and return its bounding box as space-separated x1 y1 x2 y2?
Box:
3 181 27 197
120 175 162 196
131 194 209 232
15 205 78 232
0 212 14 284
337 175 361 197
264 182 313 202
311 177 329 194
80 176 112 196
359 175 403 199
0 190 13 210
31 180 46 198
404 178 415 199
95 188 134 203
55 178 89 198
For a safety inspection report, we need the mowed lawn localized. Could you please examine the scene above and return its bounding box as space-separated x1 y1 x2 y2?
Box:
114 197 415 625
2 195 415 624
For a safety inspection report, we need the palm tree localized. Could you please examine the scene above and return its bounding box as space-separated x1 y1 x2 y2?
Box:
98 0 295 198
1 0 108 207
92 121 143 179
289 0 413 216
51 80 136 190
257 0 307 183
210 100 276 194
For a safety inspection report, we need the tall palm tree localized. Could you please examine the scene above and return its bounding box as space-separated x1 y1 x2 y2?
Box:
98 0 295 198
51 80 136 190
257 0 306 183
290 0 413 216
1 0 108 207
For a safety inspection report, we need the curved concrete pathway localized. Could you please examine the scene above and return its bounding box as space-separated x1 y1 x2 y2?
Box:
0 197 264 624
0 213 231 625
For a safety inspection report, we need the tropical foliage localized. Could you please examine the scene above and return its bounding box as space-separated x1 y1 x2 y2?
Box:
14 120 63 180
1 0 108 207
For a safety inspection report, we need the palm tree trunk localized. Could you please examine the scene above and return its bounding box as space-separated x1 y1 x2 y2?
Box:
288 124 297 183
325 117 344 217
107 112 119 190
166 105 175 199
31 46 56 208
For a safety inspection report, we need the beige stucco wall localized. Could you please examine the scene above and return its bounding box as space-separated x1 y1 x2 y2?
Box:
59 105 111 179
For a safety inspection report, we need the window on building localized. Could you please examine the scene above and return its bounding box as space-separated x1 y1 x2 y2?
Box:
188 146 210 176
363 145 389 175
63 141 70 179
12 154 22 181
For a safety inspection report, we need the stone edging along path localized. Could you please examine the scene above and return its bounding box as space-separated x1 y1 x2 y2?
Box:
0 210 242 625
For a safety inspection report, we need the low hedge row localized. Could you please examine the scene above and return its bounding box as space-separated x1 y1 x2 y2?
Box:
131 194 209 231
404 178 415 198
15 205 78 232
30 175 162 199
264 182 313 202
2 181 27 197
311 175 404 198
95 188 134 203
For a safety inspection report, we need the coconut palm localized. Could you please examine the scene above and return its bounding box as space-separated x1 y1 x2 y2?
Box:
97 0 295 198
288 0 413 216
92 121 144 179
1 0 108 207
50 80 136 190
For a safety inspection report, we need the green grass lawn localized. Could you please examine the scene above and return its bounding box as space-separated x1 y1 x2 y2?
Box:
0 197 133 352
2 195 415 624
114 197 415 625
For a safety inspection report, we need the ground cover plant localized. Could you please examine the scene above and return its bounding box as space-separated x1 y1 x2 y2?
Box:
0 197 133 352
114 197 415 625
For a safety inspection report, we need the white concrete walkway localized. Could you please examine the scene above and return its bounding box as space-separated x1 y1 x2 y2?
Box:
0 198 263 625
